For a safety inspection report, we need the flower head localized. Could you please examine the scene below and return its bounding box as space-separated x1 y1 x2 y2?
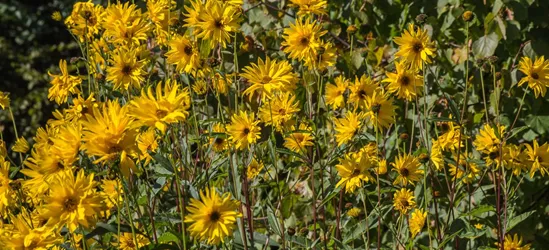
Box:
241 57 298 101
258 92 300 131
48 59 82 104
166 35 201 74
282 18 327 63
382 61 423 101
495 234 531 250
393 23 436 70
393 188 416 214
392 153 423 186
185 188 242 245
227 111 261 150
334 111 363 146
106 47 146 91
409 209 427 238
335 151 375 193
325 76 348 109
517 56 549 98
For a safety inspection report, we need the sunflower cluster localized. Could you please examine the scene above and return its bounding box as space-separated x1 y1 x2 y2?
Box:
0 0 544 249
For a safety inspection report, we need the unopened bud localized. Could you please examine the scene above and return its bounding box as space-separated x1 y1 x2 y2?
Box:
462 11 474 22
416 14 428 24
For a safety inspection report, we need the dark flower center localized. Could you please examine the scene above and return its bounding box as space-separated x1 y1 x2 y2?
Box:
64 197 78 211
122 65 132 76
278 108 286 115
531 72 540 80
400 76 410 86
184 45 193 56
156 109 168 119
215 138 224 144
300 37 310 46
352 168 361 177
412 42 423 53
127 241 135 248
489 151 499 160
261 76 272 84
243 128 250 135
400 198 409 207
399 168 410 177
214 19 224 29
81 10 92 21
209 211 221 222
358 90 367 98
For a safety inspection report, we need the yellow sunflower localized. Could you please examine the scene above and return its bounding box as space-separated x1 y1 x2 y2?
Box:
335 151 375 193
288 0 327 16
12 137 29 154
42 169 104 232
103 2 150 46
393 23 436 70
226 111 261 150
0 92 9 110
364 91 396 130
0 212 61 249
209 123 229 152
304 40 337 70
503 144 528 176
393 188 416 214
65 1 104 41
283 122 315 154
113 232 151 250
517 56 549 98
48 59 82 105
525 140 549 177
166 35 201 74
258 92 300 131
247 158 264 179
409 209 427 238
282 17 327 63
129 80 191 133
334 111 363 146
448 153 480 184
392 153 423 186
185 187 242 245
473 124 505 155
495 234 531 250
382 61 423 101
106 47 146 91
0 157 13 217
241 57 298 101
136 128 159 165
194 1 242 48
325 75 348 109
349 75 379 109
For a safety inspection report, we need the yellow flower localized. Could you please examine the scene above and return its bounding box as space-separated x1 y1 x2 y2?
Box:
474 223 484 230
258 92 300 131
241 57 298 101
392 153 423 186
335 151 375 193
50 122 82 167
137 128 159 165
48 59 82 104
282 18 327 63
209 123 229 152
194 1 242 48
146 0 178 46
288 0 327 16
166 35 201 74
81 100 139 177
185 187 242 245
382 61 423 101
304 40 337 70
503 144 528 176
364 91 396 130
393 23 436 70
65 94 98 122
495 234 531 250
334 111 363 146
65 1 104 41
409 209 427 238
247 158 264 179
393 188 416 214
12 137 29 154
129 80 191 133
21 146 66 200
436 121 465 151
0 92 9 110
347 207 361 218
283 123 314 153
448 153 480 184
0 157 14 217
375 159 388 175
212 73 232 95
517 56 549 98
325 76 348 109
100 179 123 217
0 212 61 249
430 140 444 171
51 11 62 21
42 169 104 232
525 140 549 177
192 79 208 95
349 75 379 109
227 111 261 150
106 47 146 91
103 2 150 46
114 232 150 250
473 123 505 155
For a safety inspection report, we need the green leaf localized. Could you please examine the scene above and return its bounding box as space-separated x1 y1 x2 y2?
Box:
526 115 549 134
459 205 495 218
157 232 179 244
506 211 535 232
351 51 364 70
472 33 500 59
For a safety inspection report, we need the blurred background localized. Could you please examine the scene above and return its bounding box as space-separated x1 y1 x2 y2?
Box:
0 0 80 144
